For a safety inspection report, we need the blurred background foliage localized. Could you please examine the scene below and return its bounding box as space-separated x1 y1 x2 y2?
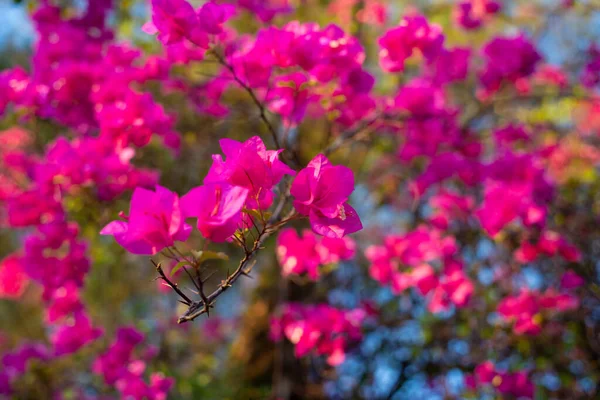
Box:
1 0 600 399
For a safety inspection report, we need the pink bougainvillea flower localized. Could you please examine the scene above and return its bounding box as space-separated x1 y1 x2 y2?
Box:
277 229 323 279
498 289 579 335
266 72 313 125
480 34 541 92
468 362 534 399
0 254 29 299
515 231 581 264
427 189 474 230
270 303 366 366
476 181 544 237
51 312 103 356
45 282 83 323
454 0 501 30
205 136 294 210
197 1 236 35
143 0 208 47
276 228 356 279
427 47 471 84
560 271 585 290
100 186 192 255
493 124 531 147
291 154 362 238
181 183 248 242
378 14 444 73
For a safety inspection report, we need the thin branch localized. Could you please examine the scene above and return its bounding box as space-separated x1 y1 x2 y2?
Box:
210 50 281 149
153 260 192 305
177 208 296 323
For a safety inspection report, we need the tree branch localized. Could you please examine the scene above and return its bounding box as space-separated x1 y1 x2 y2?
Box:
177 207 296 323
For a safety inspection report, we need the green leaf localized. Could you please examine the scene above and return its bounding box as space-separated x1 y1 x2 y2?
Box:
170 261 192 277
192 250 229 264
244 208 272 223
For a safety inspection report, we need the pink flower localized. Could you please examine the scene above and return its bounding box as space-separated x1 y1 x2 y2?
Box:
270 303 366 366
428 189 474 230
427 47 471 84
560 271 585 290
480 34 541 91
498 289 579 335
291 154 362 238
100 186 192 255
143 0 208 47
181 183 248 242
429 268 474 313
378 14 444 73
454 0 501 30
0 254 29 299
515 231 581 263
277 229 323 279
266 73 313 124
494 124 531 147
197 1 235 35
205 136 295 210
276 229 356 279
2 343 50 379
320 235 356 264
51 312 103 356
46 283 83 323
476 181 528 236
469 362 534 399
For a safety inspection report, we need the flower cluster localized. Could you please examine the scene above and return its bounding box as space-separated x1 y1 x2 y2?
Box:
497 289 579 335
476 152 553 236
276 228 356 280
454 0 501 30
426 189 474 230
270 303 366 366
0 255 28 299
515 231 581 264
581 45 600 88
479 35 541 92
176 16 378 129
0 2 173 396
0 1 180 149
466 361 534 399
378 14 444 73
93 327 173 400
366 226 473 312
291 154 362 238
0 343 50 396
102 139 362 255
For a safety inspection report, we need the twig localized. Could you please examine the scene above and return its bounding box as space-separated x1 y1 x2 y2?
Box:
153 260 192 305
210 50 281 149
177 208 296 323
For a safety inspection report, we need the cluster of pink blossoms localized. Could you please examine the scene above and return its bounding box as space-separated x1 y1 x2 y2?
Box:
378 14 444 73
0 343 50 396
476 151 554 236
497 287 580 335
466 361 534 399
479 34 542 93
366 226 474 313
515 230 581 264
102 136 362 255
146 0 380 130
0 1 180 396
270 303 367 366
582 44 600 88
426 188 475 230
0 1 180 149
93 327 173 400
454 0 501 30
276 229 356 280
